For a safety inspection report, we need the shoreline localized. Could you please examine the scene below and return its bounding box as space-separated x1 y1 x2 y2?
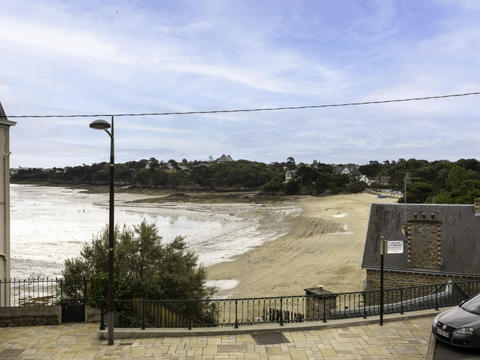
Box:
11 181 292 203
10 183 396 297
206 192 396 298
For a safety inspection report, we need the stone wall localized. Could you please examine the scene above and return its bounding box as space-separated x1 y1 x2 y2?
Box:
365 269 458 291
0 306 61 327
85 305 101 323
363 269 480 305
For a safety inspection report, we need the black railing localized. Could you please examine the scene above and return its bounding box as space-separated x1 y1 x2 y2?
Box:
0 278 62 306
107 279 480 330
2 278 480 328
0 278 86 307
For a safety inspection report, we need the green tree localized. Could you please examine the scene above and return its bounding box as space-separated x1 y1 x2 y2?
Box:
262 178 283 193
284 180 300 195
447 165 475 190
407 182 433 203
62 221 214 308
286 157 296 170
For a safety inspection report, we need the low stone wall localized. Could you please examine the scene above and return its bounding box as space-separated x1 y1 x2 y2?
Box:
365 269 477 291
0 306 61 327
85 305 101 323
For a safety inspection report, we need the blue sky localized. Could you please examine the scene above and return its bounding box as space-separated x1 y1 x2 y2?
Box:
1 0 479 167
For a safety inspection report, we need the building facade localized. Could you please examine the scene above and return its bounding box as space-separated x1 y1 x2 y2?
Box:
362 203 480 293
0 101 15 307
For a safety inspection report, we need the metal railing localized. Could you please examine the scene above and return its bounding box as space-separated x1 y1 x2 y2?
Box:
105 279 480 330
0 278 63 306
0 278 86 307
3 277 479 329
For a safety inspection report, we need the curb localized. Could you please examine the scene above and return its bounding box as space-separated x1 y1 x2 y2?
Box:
426 333 436 360
97 307 444 340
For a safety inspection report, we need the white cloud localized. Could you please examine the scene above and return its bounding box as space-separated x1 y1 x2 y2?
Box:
1 0 480 167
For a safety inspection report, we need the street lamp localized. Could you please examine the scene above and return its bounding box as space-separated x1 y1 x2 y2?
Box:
89 116 115 345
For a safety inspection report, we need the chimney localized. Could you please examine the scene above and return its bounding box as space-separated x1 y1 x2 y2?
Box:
475 198 480 216
407 213 442 270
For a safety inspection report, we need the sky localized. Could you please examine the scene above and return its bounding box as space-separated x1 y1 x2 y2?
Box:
1 0 480 168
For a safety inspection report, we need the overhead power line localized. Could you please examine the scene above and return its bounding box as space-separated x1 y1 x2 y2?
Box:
4 91 480 119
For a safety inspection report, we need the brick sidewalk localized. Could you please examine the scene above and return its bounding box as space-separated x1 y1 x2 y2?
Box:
0 316 433 359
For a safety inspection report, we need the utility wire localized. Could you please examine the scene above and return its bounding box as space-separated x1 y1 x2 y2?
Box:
4 91 480 119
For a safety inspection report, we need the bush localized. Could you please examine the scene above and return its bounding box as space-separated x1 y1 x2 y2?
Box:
62 221 215 309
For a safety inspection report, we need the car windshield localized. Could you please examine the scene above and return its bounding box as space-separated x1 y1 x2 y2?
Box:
461 294 480 315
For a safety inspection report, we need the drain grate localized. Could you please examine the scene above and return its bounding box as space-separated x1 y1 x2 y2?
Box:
251 332 290 345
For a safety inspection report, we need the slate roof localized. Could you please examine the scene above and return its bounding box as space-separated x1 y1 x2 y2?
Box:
361 203 480 277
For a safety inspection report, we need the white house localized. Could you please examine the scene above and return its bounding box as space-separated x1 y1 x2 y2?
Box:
0 101 15 306
358 174 374 186
285 169 297 182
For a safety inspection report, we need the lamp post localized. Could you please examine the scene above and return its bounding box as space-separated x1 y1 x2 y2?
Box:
89 116 115 345
379 236 385 326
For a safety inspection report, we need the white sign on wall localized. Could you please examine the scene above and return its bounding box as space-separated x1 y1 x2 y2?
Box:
387 240 404 254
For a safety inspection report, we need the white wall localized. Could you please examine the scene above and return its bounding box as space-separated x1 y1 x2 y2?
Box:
0 120 14 306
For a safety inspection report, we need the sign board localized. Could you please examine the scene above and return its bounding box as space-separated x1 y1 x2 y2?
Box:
387 240 404 254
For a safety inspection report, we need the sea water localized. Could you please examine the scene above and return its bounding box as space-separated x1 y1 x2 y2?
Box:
10 184 300 279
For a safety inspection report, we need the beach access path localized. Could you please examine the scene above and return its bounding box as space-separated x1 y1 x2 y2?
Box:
0 316 433 359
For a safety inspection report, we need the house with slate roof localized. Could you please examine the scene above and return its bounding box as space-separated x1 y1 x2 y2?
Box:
362 202 480 292
216 154 233 163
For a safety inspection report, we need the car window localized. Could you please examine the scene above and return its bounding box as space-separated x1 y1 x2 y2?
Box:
461 294 480 315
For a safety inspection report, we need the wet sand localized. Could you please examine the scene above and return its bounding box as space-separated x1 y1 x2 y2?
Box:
207 192 396 298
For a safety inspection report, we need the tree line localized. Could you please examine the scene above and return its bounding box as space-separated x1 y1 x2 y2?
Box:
11 157 480 203
360 158 480 204
11 157 366 196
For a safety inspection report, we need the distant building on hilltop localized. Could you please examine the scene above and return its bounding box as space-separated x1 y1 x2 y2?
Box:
216 154 233 163
362 201 480 292
335 164 359 176
357 174 373 186
284 169 297 183
0 100 16 306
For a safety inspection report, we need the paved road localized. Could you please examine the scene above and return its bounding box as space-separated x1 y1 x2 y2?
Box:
434 341 480 360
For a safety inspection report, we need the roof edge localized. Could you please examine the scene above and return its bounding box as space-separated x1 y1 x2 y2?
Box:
361 203 375 269
0 101 16 126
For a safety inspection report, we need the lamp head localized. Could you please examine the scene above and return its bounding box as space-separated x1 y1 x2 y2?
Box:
89 119 111 130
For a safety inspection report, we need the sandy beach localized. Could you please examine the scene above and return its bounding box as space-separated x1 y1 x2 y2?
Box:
10 185 395 298
207 192 396 298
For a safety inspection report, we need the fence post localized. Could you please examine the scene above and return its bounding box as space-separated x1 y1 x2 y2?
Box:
363 292 367 319
100 299 105 330
400 289 403 315
188 317 192 331
83 278 87 304
60 279 63 303
280 298 284 326
435 284 439 310
234 300 238 329
322 293 327 323
142 302 145 330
